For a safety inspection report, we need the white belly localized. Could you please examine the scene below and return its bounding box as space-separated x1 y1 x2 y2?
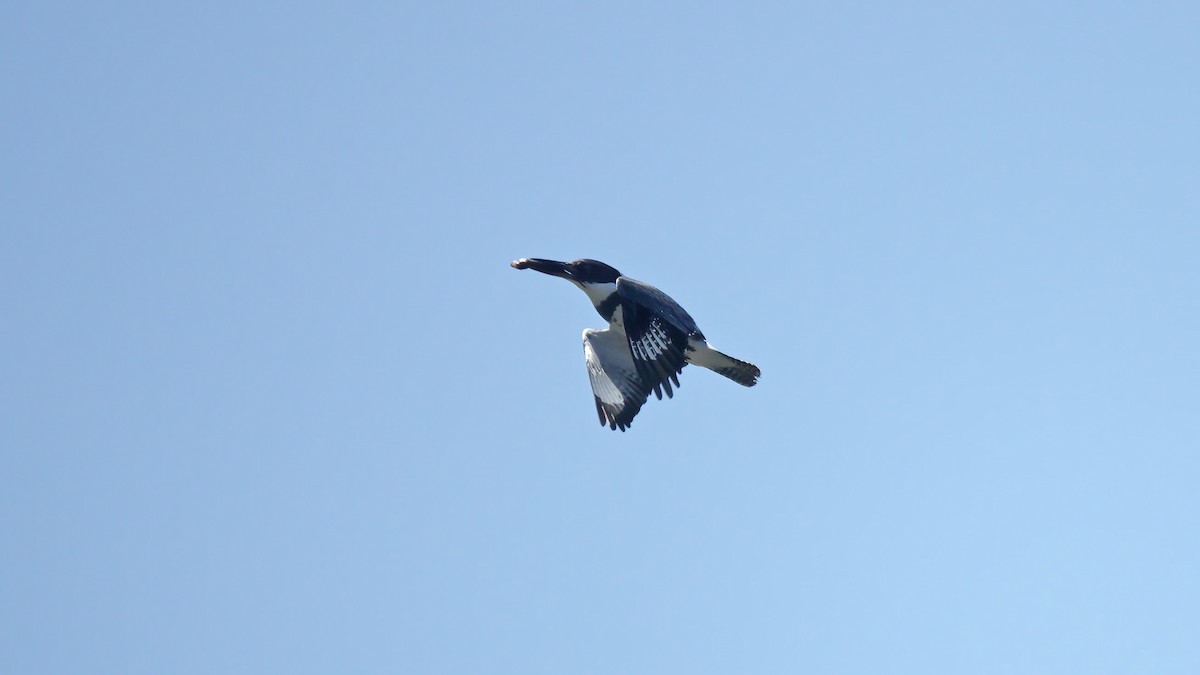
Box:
609 305 626 333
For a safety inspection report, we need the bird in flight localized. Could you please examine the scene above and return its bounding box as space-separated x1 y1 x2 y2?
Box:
512 258 760 431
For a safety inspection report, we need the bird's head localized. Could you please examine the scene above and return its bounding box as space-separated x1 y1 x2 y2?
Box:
511 258 622 284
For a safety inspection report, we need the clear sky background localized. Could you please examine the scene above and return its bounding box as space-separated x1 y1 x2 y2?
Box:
3 2 1198 673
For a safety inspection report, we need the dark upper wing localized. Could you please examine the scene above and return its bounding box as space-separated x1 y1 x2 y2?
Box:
583 328 651 431
617 278 695 401
616 276 703 337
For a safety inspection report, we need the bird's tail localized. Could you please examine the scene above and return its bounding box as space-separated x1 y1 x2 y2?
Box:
687 342 761 387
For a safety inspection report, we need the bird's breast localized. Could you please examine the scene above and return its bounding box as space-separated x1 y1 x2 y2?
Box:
608 305 626 333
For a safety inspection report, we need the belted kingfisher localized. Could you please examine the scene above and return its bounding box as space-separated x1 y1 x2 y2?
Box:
512 258 760 431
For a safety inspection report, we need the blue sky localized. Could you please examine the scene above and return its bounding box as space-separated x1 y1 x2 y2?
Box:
3 2 1198 673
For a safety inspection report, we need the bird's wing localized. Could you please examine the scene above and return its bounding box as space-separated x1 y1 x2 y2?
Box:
583 328 650 431
616 278 694 401
616 276 702 336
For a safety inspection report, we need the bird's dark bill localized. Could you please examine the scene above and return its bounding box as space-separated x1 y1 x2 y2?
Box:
511 258 572 278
